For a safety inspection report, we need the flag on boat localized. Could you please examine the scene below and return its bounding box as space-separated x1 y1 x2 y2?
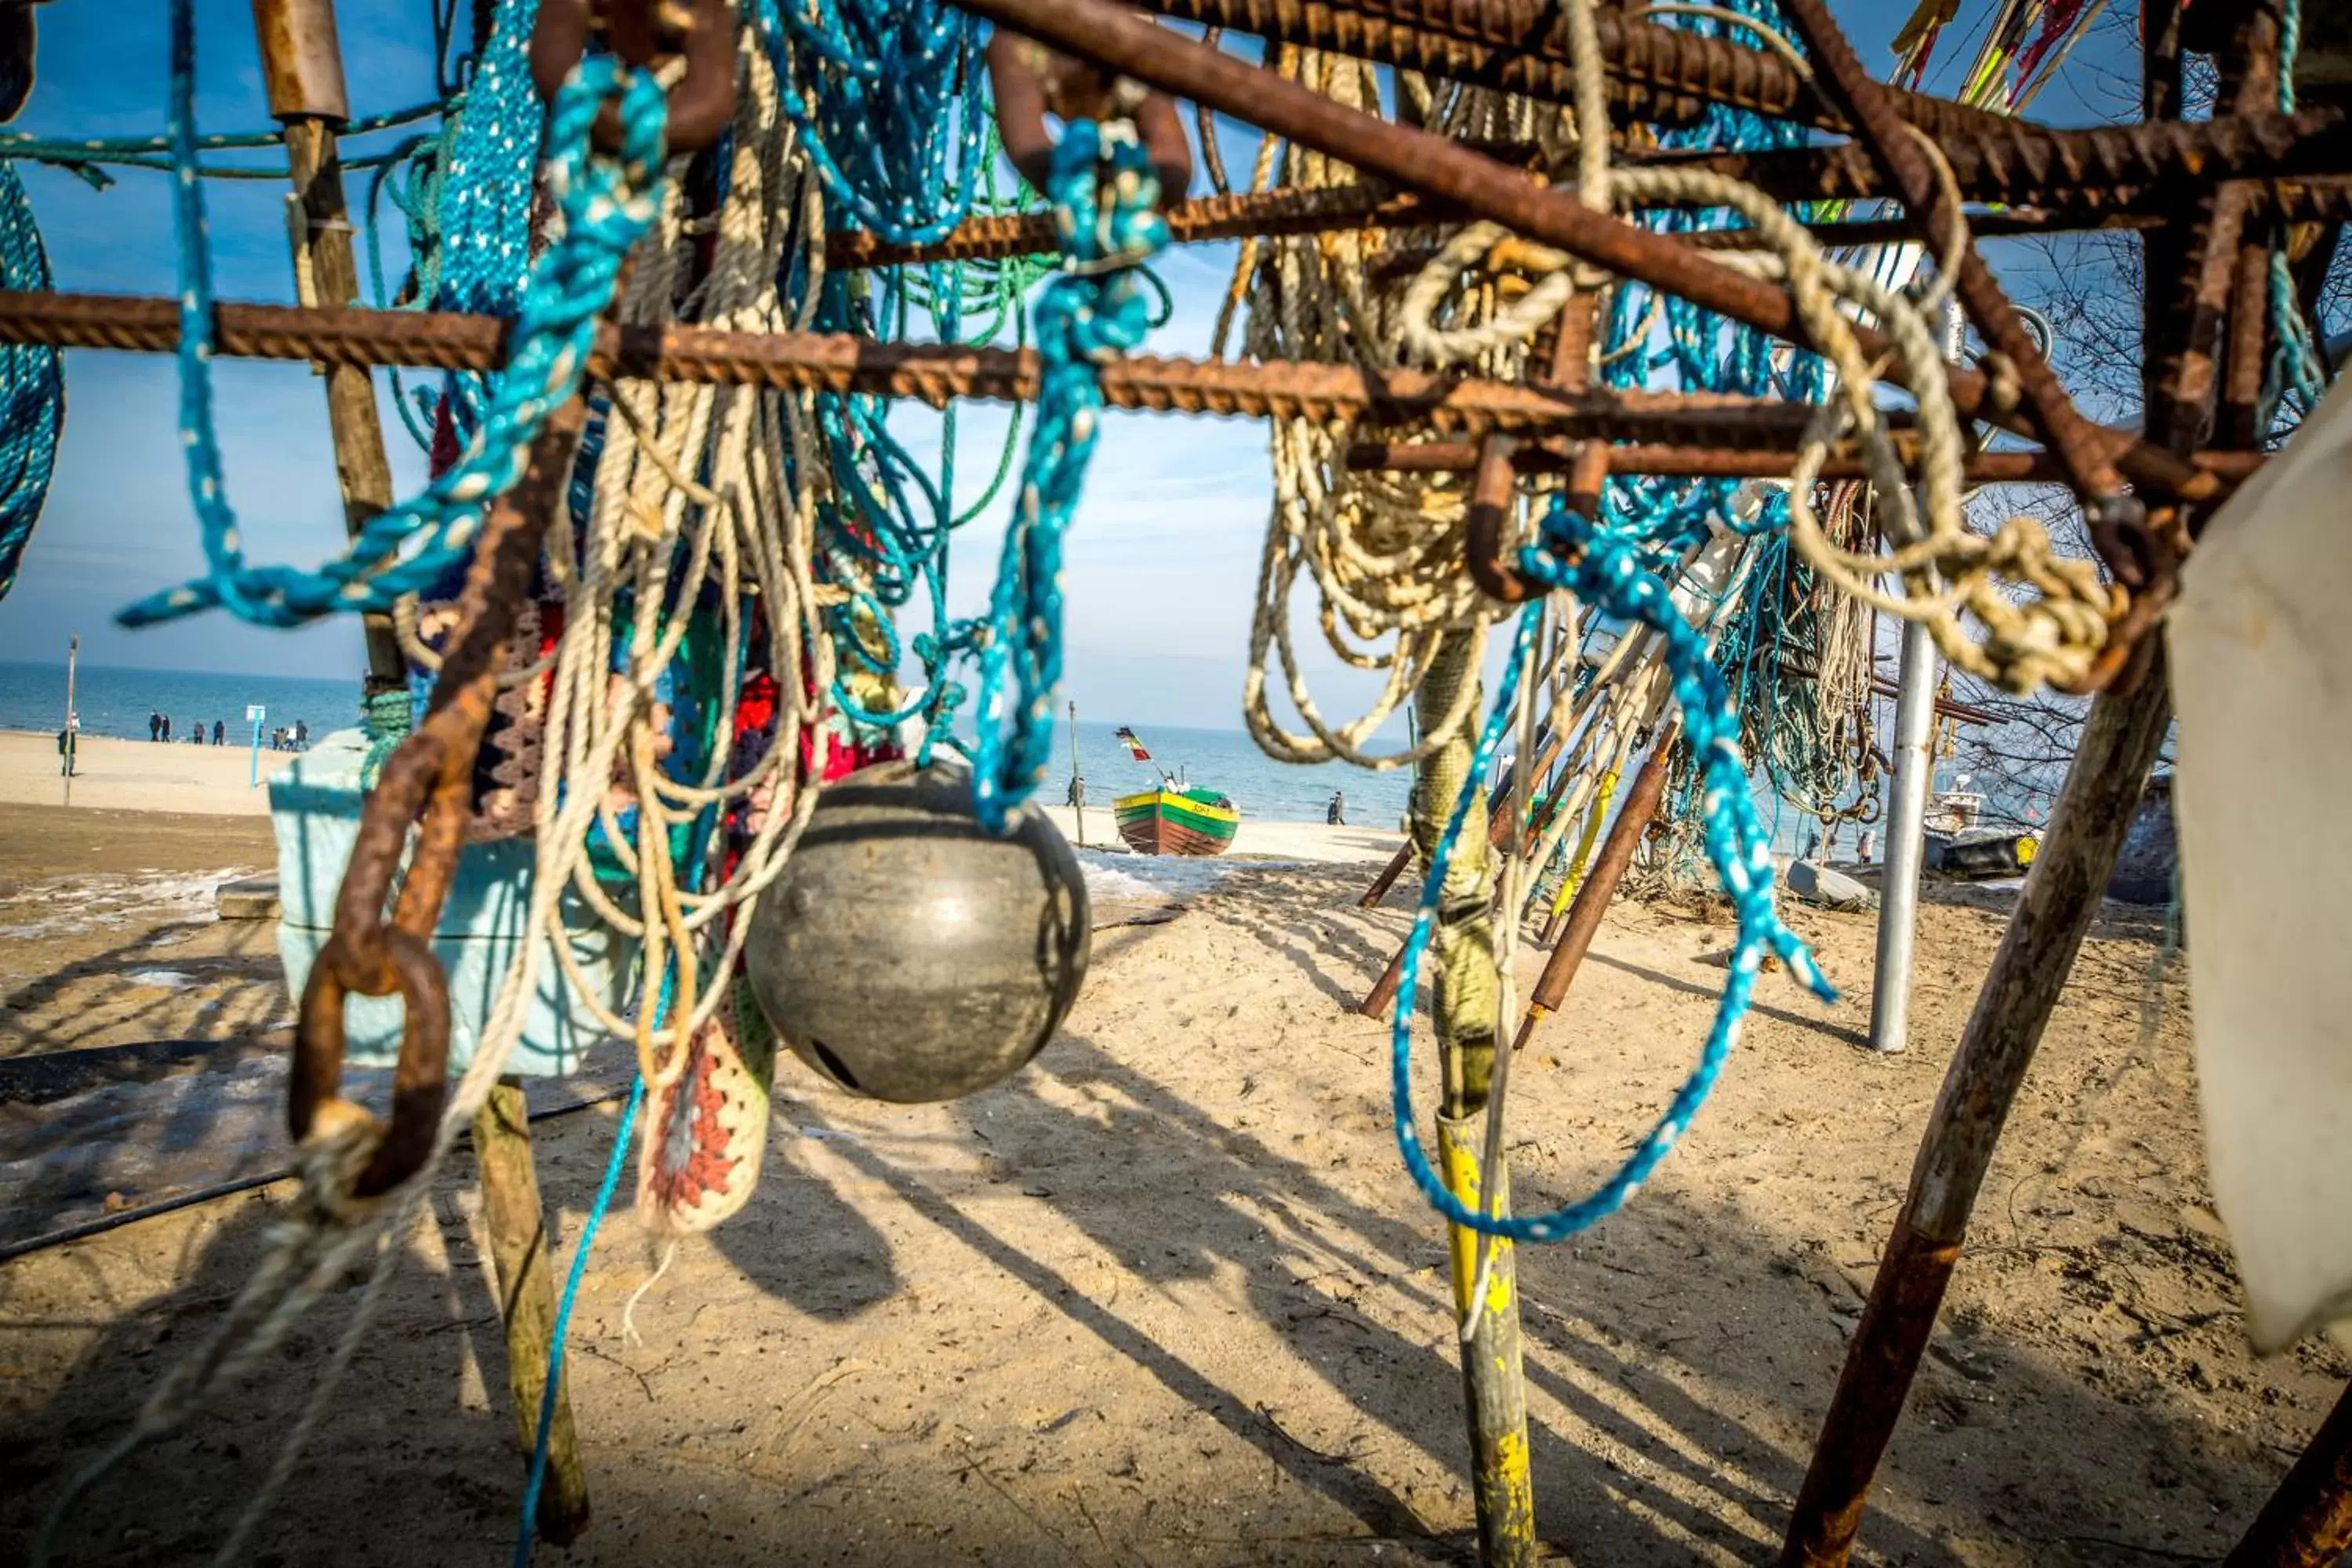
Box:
1114 726 1152 760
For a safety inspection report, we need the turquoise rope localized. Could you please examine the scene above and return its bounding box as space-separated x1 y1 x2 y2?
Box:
0 158 60 603
746 0 986 245
122 33 666 629
968 120 1167 833
1388 503 1835 1243
2263 0 2332 431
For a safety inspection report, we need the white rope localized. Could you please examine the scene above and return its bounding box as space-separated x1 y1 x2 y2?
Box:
37 38 843 1563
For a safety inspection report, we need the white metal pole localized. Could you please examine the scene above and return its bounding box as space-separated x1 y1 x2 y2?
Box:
1867 301 1962 1054
1869 619 1938 1054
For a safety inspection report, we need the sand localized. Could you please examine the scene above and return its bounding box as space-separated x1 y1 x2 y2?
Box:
1 796 2344 1566
2 730 299 815
0 732 1397 865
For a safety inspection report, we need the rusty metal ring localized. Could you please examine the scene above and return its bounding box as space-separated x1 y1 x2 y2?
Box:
292 926 454 1199
529 0 739 154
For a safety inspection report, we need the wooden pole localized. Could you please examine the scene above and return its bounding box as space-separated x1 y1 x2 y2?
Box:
1414 629 1537 1568
2225 1381 2352 1567
1537 760 1618 946
1776 648 2173 1566
473 1080 593 1546
1356 728 1567 1017
1511 719 1676 1052
251 0 408 696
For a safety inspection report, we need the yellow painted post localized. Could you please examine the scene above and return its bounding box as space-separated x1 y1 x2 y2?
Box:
1541 764 1621 943
1413 630 1538 1568
1441 1116 1537 1564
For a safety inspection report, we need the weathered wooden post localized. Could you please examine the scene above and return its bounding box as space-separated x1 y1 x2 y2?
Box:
1775 652 2173 1566
249 0 410 697
1414 628 1537 1566
473 1082 594 1544
251 2 590 1542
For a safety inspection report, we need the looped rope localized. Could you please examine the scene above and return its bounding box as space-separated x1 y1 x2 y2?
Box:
970 117 1166 832
1389 506 1835 1243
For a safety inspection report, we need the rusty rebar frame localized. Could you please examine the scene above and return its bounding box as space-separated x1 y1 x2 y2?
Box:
1131 0 2010 140
0 289 1988 448
827 111 2350 271
947 0 2218 522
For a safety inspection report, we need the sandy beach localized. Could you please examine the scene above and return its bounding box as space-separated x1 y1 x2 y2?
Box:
0 728 1401 862
0 772 2339 1566
1 729 299 815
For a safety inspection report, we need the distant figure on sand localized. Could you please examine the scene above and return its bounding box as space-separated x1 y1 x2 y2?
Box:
294 719 308 750
159 715 171 743
147 710 162 742
1327 790 1346 827
212 720 224 746
1065 775 1085 809
188 720 204 744
57 722 75 776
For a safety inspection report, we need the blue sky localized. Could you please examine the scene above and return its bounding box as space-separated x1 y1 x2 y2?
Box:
0 1 2133 731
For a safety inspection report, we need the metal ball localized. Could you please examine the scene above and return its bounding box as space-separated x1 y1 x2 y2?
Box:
744 759 1091 1104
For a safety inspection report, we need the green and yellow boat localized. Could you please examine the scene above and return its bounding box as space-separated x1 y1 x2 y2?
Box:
1114 785 1240 858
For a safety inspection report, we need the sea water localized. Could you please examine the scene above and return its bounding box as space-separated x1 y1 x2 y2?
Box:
0 660 363 749
3 662 1952 839
0 662 1418 824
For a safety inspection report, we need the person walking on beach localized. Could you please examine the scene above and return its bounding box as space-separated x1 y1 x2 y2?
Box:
188 719 204 744
1327 789 1346 827
212 719 224 746
293 719 308 750
1065 775 1085 809
159 714 171 742
57 720 76 777
148 711 162 742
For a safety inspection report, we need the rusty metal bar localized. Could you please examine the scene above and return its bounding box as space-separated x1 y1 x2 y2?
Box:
951 0 2214 510
1661 107 2350 213
2225 1381 2352 1567
1773 0 2128 547
1509 717 1679 1051
1132 0 2010 141
1775 648 2176 1566
0 289 1892 441
829 114 2351 272
1344 437 2264 488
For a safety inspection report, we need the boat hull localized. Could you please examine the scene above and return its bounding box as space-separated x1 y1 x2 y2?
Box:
1113 788 1239 857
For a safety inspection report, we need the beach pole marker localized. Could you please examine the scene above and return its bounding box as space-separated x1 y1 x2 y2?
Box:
61 632 76 807
248 702 266 787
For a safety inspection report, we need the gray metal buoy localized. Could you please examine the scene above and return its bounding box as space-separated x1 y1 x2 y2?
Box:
744 758 1091 1103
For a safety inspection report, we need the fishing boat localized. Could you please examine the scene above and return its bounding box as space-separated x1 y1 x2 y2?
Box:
1114 783 1241 857
1105 725 1239 855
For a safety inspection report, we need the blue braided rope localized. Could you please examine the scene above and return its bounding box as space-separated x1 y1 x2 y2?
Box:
122 33 666 630
434 0 545 318
746 0 985 245
968 120 1167 833
2263 0 2332 432
0 159 60 603
1389 506 1835 1243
